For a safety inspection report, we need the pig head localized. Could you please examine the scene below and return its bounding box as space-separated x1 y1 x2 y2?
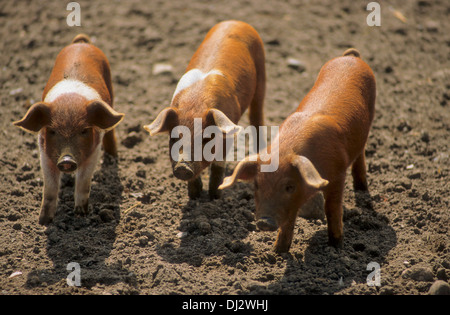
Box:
144 106 241 199
219 153 328 253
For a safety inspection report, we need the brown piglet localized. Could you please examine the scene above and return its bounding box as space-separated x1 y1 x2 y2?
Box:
14 34 124 225
219 48 376 253
144 20 265 199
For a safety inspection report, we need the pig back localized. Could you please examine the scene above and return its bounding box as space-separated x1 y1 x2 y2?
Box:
43 43 113 105
297 55 375 150
186 20 265 117
278 55 375 178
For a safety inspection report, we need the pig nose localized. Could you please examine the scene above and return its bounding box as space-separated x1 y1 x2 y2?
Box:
57 155 77 173
173 162 194 180
256 217 278 231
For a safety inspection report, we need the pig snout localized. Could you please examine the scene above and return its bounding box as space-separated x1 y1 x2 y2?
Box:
256 216 278 231
57 155 77 173
173 161 194 180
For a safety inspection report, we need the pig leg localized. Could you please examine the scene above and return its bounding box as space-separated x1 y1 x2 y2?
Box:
249 56 265 129
249 95 264 128
298 192 325 220
248 74 265 150
274 210 298 253
102 129 118 157
324 178 345 248
39 154 61 225
74 144 101 215
209 160 225 199
188 176 203 199
351 151 368 191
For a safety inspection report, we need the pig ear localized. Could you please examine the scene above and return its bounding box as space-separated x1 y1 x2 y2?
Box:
291 155 329 190
143 107 179 136
207 109 243 135
86 100 125 131
219 155 259 190
13 102 51 133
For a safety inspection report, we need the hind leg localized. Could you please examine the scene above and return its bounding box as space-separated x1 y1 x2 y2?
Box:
209 161 225 200
352 151 368 191
248 72 265 151
188 176 203 199
103 129 118 157
248 74 265 129
249 97 264 128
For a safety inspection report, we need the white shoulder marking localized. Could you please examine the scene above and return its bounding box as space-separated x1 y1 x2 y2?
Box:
44 79 101 103
171 69 223 102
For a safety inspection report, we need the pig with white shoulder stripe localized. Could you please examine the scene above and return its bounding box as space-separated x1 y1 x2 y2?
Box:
14 34 124 225
144 20 266 200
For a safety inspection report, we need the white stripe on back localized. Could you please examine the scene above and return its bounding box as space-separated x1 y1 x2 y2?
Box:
44 79 101 103
171 69 223 103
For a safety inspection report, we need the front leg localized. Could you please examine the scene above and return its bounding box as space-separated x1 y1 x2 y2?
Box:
39 155 61 225
324 178 346 248
274 211 297 253
188 176 203 199
75 146 101 216
209 161 225 200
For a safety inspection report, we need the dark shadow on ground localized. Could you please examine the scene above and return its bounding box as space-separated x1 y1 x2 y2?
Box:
26 154 137 291
156 179 256 268
246 190 397 294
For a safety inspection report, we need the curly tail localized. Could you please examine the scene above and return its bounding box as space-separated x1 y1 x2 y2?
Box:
71 34 91 44
343 48 360 58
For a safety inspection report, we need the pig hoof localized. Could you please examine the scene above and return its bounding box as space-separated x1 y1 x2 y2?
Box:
274 243 290 254
188 178 203 199
353 181 368 191
38 215 53 226
75 203 90 216
209 188 222 200
328 236 343 248
188 189 202 199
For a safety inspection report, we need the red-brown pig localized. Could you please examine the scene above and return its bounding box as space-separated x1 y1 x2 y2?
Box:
144 20 266 200
219 48 376 253
14 34 124 225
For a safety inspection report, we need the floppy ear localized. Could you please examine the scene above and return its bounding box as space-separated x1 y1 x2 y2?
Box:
143 107 179 136
13 102 51 133
219 155 259 190
291 155 329 190
86 100 124 131
207 108 243 135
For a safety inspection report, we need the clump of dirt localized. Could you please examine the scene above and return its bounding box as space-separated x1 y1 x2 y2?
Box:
0 0 448 295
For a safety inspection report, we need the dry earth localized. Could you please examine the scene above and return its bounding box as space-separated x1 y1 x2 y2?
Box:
0 0 449 295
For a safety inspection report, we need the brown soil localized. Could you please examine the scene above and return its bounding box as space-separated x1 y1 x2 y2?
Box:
0 0 448 295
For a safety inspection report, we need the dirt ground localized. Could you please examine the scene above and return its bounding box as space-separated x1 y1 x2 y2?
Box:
0 0 448 295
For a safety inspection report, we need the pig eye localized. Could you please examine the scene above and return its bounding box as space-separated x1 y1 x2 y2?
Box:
80 128 90 136
47 128 56 136
285 184 296 193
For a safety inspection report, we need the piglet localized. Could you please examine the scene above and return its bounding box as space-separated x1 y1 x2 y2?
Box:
219 48 376 252
14 34 124 225
144 20 265 199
